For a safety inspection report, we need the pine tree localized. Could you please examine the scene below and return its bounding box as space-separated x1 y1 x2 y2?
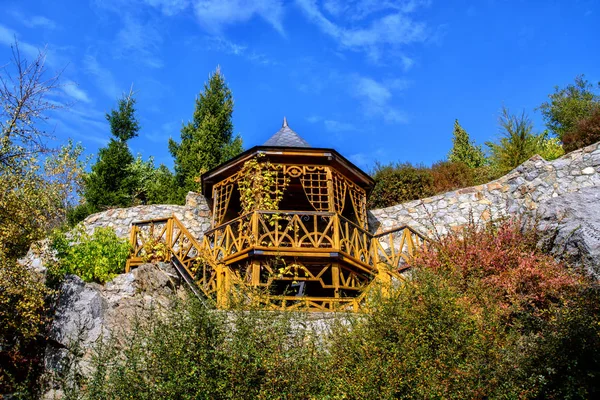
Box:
83 91 139 211
169 67 243 201
448 119 486 168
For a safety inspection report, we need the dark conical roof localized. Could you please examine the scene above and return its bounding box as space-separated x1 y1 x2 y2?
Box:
263 117 310 147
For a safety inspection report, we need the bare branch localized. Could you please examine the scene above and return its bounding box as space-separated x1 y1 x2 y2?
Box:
0 39 65 169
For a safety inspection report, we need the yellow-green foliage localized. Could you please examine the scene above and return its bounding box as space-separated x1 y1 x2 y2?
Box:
0 253 50 342
141 236 169 263
0 162 63 259
237 153 288 215
50 227 130 284
538 135 565 161
0 252 51 393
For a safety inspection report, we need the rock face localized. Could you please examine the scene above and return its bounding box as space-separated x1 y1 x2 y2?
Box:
369 141 600 274
369 142 600 237
81 191 212 239
537 187 600 278
43 263 184 390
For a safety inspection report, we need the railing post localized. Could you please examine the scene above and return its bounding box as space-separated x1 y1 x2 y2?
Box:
127 225 136 272
376 262 391 298
251 260 260 287
216 264 230 309
333 214 340 252
332 262 340 299
252 211 259 247
166 217 174 254
326 167 335 213
371 236 379 266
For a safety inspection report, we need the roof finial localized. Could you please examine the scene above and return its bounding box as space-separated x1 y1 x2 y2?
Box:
282 116 288 128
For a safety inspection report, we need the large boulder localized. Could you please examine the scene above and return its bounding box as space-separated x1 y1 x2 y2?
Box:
43 263 184 394
538 187 600 278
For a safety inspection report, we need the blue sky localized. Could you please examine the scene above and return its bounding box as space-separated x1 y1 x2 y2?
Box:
1 0 598 171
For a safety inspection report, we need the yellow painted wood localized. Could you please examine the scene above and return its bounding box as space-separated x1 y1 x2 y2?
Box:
126 185 428 311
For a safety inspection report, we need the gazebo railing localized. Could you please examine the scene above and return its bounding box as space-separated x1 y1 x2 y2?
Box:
126 211 429 311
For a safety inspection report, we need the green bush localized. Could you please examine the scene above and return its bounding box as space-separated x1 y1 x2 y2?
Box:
325 270 524 399
368 161 502 209
66 202 97 227
50 227 130 284
368 162 434 209
57 220 599 399
75 301 325 400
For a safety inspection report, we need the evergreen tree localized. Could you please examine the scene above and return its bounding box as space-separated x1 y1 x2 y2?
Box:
83 91 139 211
169 67 243 201
127 155 177 205
486 107 543 175
448 119 486 168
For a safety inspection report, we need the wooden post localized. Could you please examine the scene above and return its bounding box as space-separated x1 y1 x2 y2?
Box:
216 264 230 309
251 211 259 246
376 262 391 298
333 214 340 252
332 263 340 298
166 217 173 253
127 225 136 272
251 260 261 287
325 167 335 213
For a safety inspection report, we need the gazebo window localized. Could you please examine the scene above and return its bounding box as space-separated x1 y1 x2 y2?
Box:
298 166 330 212
212 180 234 226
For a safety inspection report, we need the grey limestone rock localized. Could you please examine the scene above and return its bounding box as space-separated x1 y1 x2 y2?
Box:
369 141 600 277
538 187 600 278
43 263 184 393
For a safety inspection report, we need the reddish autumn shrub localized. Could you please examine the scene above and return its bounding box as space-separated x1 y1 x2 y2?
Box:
563 105 600 152
430 160 475 194
414 220 582 323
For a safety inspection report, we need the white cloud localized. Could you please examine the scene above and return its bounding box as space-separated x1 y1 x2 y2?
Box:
400 55 415 71
0 24 17 45
350 75 409 124
22 15 58 30
0 24 68 68
83 54 120 99
62 81 91 103
322 0 431 20
349 147 386 169
142 0 190 16
102 0 286 35
205 36 247 55
324 119 355 132
306 115 356 133
9 10 59 30
146 121 179 143
295 0 430 62
115 16 164 68
323 0 344 17
192 0 286 35
201 36 276 65
94 0 282 67
0 24 39 59
354 76 392 106
51 105 109 146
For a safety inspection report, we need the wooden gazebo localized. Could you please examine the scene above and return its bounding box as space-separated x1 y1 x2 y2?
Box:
127 119 426 311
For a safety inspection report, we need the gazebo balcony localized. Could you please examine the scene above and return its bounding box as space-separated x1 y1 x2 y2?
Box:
203 210 423 272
